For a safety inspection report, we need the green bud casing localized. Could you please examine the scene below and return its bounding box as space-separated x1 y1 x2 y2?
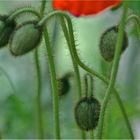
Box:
99 26 128 62
0 15 16 47
58 77 70 96
10 21 42 56
75 97 100 131
57 73 73 96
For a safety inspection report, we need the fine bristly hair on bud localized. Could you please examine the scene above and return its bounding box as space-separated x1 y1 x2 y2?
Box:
0 15 16 48
99 26 128 62
75 97 100 131
10 21 42 56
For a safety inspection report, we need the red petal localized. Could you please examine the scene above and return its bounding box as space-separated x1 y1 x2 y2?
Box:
53 0 122 16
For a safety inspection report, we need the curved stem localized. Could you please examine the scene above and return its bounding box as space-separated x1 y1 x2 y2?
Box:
126 14 140 25
84 74 88 97
38 11 134 139
60 17 82 98
61 11 134 139
60 17 86 139
4 6 44 139
126 14 140 37
34 50 44 139
97 2 129 138
7 7 40 21
84 74 94 97
43 27 60 139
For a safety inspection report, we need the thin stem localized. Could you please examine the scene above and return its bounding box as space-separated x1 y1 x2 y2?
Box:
40 0 46 16
38 10 134 139
7 7 40 21
87 74 94 97
126 14 140 25
60 17 82 99
84 74 88 97
97 2 129 139
84 74 94 97
62 11 134 139
6 6 44 139
60 17 86 139
126 14 140 37
34 50 44 139
114 90 134 138
43 27 60 139
33 1 46 138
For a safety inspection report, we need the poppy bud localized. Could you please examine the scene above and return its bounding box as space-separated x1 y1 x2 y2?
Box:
57 73 73 96
75 97 100 131
0 15 16 47
58 79 70 97
10 21 42 56
99 26 128 62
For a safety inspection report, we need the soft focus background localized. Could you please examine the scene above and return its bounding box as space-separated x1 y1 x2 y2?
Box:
0 0 140 139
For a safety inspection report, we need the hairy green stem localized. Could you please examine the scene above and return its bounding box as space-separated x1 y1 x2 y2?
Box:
38 10 134 139
60 17 82 98
7 7 40 21
60 17 86 139
43 27 60 139
96 2 129 138
126 14 140 37
60 11 134 139
126 14 140 25
84 74 94 97
34 50 44 138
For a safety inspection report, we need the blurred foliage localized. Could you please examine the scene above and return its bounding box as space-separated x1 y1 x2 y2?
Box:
0 0 139 139
128 1 140 14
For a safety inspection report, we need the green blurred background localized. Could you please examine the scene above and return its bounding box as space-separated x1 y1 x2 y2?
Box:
0 0 140 139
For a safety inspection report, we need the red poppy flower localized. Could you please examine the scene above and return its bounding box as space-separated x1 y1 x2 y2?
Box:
53 0 122 17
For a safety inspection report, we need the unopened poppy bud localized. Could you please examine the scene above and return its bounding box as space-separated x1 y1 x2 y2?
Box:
99 26 128 62
10 21 42 56
75 97 100 131
0 15 16 47
57 73 73 96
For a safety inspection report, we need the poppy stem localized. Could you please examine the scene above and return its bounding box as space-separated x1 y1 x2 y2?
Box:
84 74 94 97
96 1 129 139
43 26 60 139
60 11 134 139
126 14 140 25
33 1 46 139
7 7 40 21
41 0 61 139
6 5 44 139
126 14 140 37
38 10 133 139
60 17 86 139
60 17 82 98
34 49 44 139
